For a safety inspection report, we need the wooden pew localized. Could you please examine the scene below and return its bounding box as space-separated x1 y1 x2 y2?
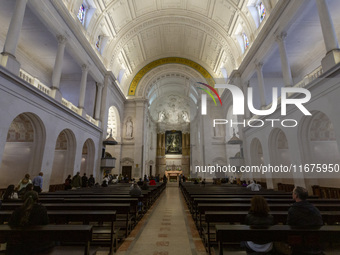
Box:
1 203 132 238
203 211 340 254
215 225 340 255
0 210 117 254
197 203 340 233
191 198 340 221
0 224 93 255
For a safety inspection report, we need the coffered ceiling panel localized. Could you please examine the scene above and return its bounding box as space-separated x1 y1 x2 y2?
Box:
109 1 132 32
122 36 144 70
183 27 205 59
141 27 163 59
187 0 211 16
162 25 185 53
212 1 236 30
201 35 222 70
161 0 185 9
133 0 157 17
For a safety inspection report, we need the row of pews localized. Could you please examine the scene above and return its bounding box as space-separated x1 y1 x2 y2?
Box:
0 182 166 255
180 182 340 255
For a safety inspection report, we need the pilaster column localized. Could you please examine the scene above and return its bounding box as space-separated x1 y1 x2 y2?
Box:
0 0 28 75
255 62 266 109
242 80 251 120
261 135 274 190
94 83 103 120
78 64 89 117
276 32 293 87
316 0 340 72
100 74 111 130
134 100 147 178
51 35 67 101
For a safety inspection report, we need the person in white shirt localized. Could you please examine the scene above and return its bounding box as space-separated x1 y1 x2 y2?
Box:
246 180 261 191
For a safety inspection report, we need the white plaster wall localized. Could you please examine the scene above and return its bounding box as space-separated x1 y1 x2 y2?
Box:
243 71 340 188
0 142 34 187
0 68 102 191
50 151 68 185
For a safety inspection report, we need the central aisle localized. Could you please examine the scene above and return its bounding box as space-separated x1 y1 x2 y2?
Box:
117 184 207 255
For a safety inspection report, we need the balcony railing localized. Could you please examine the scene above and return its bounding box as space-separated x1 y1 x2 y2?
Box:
256 65 323 117
19 69 99 127
19 69 51 96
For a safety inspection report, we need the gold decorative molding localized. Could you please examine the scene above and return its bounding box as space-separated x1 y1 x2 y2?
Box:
128 57 215 96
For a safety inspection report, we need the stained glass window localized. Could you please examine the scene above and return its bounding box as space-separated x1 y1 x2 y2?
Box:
96 35 101 50
258 2 266 23
242 33 249 50
77 4 86 24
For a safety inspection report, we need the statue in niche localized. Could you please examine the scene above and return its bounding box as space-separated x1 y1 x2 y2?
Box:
181 111 189 122
158 111 166 122
125 118 133 138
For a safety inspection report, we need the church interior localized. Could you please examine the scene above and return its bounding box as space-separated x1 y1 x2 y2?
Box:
1 0 340 254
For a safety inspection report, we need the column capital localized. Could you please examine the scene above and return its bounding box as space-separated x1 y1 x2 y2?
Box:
96 82 104 89
243 80 250 87
56 35 67 45
276 31 287 42
255 62 263 70
81 64 89 72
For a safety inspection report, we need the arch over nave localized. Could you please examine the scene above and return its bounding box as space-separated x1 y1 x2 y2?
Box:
1 0 340 191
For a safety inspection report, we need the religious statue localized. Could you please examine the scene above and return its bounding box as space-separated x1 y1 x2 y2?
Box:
158 111 166 122
125 118 133 138
181 111 189 122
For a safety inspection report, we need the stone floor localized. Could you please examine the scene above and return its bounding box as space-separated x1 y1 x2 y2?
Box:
95 184 340 255
113 182 207 255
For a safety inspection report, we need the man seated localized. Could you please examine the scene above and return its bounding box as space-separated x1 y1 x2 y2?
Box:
129 183 143 212
247 180 261 191
287 186 323 255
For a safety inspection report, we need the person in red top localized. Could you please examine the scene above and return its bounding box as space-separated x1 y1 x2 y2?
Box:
149 179 156 185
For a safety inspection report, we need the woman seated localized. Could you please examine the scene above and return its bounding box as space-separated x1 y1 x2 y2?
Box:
2 184 18 201
7 191 53 255
149 178 156 185
243 195 274 255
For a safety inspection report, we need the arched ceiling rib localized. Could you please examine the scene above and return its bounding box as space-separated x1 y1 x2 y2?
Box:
128 57 215 96
67 0 259 94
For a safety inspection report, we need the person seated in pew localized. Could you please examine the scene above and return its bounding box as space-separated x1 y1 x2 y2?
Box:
149 178 156 186
20 183 33 200
64 174 72 190
287 186 324 255
137 178 144 186
242 195 274 255
102 175 109 187
130 183 142 197
17 174 32 197
8 191 53 255
141 180 149 190
88 174 95 187
130 183 143 211
247 180 261 191
2 184 18 201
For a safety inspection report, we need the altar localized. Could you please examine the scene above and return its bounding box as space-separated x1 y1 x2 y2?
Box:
165 170 182 182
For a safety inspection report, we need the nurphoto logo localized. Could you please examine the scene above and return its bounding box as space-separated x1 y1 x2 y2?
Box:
197 83 312 128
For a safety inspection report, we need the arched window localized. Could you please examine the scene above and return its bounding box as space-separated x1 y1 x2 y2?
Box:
95 35 101 50
247 0 267 28
107 106 121 141
77 4 86 24
95 34 109 55
258 2 266 23
242 33 249 50
76 1 97 29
